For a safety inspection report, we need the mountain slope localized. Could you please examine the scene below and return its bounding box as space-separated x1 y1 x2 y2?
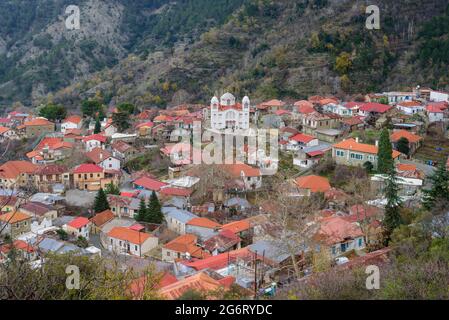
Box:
0 0 245 108
2 0 449 110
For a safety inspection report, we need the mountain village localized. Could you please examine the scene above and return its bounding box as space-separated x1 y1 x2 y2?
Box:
0 86 448 299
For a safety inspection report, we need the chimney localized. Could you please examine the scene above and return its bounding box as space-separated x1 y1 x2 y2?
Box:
375 140 379 147
355 137 359 143
100 152 103 161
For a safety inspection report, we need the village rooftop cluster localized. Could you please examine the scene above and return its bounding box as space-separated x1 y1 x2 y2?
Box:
0 86 448 299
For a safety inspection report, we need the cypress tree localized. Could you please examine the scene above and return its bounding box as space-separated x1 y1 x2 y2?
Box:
135 198 148 222
423 161 449 210
93 188 110 213
377 128 394 174
94 117 101 134
396 137 410 156
147 191 164 224
383 169 402 242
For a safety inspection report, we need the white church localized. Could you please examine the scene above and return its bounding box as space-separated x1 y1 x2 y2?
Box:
209 93 250 130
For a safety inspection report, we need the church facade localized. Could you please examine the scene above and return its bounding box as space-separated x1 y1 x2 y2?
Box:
210 93 250 130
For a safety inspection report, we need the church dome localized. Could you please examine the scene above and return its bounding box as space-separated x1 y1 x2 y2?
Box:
211 96 219 106
220 92 236 106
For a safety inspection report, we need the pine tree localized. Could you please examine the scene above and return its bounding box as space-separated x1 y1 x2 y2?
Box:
94 117 101 134
377 128 394 174
146 191 164 224
93 188 110 213
135 198 147 222
423 161 449 210
383 169 402 242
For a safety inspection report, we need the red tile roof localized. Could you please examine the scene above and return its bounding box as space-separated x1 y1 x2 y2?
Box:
221 219 250 234
333 138 402 158
390 130 422 143
0 211 32 224
73 163 103 174
83 134 107 143
90 210 115 227
186 217 221 229
160 187 192 197
290 133 316 144
181 247 255 271
107 227 153 245
24 118 54 127
134 176 168 191
164 234 210 259
86 147 114 164
159 272 233 300
0 161 38 179
64 115 82 124
68 217 90 229
223 164 261 177
295 175 331 193
316 216 364 245
359 103 393 113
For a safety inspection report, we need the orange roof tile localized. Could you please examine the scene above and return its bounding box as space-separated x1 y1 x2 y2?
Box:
0 211 31 224
221 219 250 234
0 161 38 179
90 210 115 227
159 272 232 300
107 227 153 245
222 164 261 177
333 138 402 158
0 126 10 134
163 234 210 259
316 216 364 245
24 118 54 127
390 130 422 143
186 217 221 229
295 175 331 193
396 163 417 171
64 115 82 124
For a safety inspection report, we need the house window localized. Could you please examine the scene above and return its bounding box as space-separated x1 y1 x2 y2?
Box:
135 245 138 251
110 239 113 244
358 238 363 247
341 243 348 252
336 150 345 157
350 153 363 160
331 246 336 255
167 251 170 256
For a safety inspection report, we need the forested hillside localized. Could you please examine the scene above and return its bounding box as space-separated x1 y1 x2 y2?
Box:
1 0 449 110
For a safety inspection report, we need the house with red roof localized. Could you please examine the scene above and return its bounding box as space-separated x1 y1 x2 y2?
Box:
0 240 37 262
287 133 318 152
294 175 331 196
61 115 83 133
222 164 262 190
86 147 121 171
322 101 357 117
396 101 425 115
133 176 168 192
90 209 115 234
107 226 158 256
426 103 446 123
358 103 393 117
72 163 105 191
0 160 38 190
27 137 73 164
390 130 423 156
162 234 210 262
33 164 69 192
64 216 91 240
257 99 286 112
314 216 365 257
0 126 17 142
82 134 107 152
332 138 402 169
21 118 55 138
203 229 242 255
111 140 138 160
185 217 222 241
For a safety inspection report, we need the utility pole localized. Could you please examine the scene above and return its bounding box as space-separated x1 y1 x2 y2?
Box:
253 250 258 300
